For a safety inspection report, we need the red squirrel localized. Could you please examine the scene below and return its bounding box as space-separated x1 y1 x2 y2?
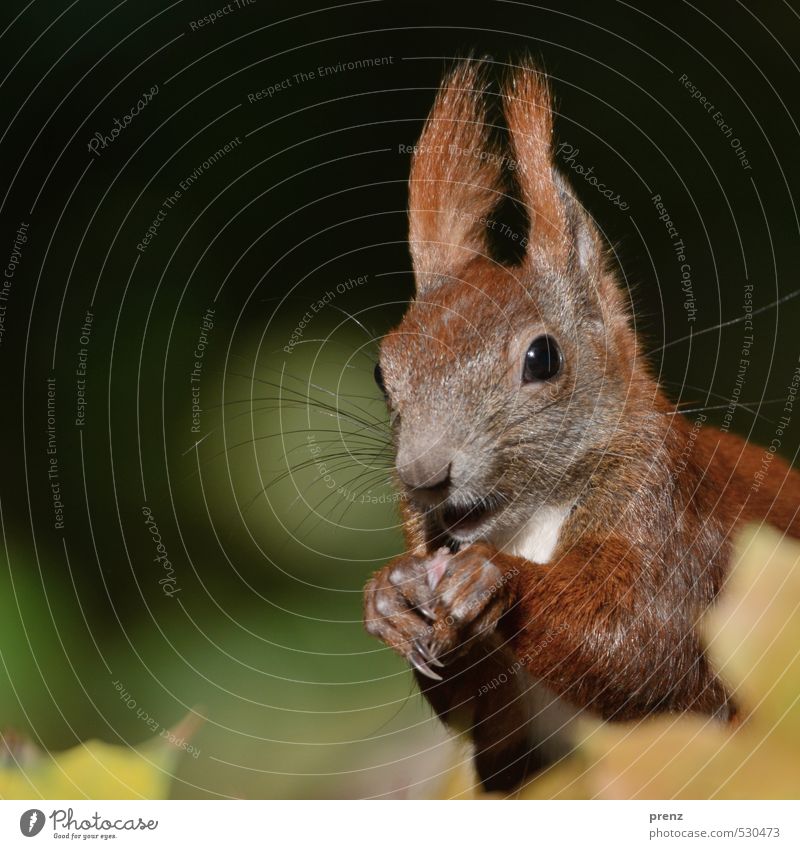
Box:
362 58 800 792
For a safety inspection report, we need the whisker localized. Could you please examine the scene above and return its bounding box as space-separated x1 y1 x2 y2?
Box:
178 409 391 485
289 467 389 535
285 463 395 512
248 298 382 351
330 471 397 527
240 455 367 515
662 399 784 418
269 448 394 481
181 432 213 456
326 301 382 348
193 428 392 470
651 286 800 354
265 452 393 487
229 364 388 428
293 467 396 538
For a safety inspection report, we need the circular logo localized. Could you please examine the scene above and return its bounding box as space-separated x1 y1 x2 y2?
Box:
19 809 46 837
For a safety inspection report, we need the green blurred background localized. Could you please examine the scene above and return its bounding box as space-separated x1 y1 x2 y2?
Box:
0 0 799 798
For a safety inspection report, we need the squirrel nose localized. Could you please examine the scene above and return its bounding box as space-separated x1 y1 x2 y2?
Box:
397 443 452 492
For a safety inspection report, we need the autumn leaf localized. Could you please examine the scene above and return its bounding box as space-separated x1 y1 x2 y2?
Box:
0 711 203 800
582 525 800 799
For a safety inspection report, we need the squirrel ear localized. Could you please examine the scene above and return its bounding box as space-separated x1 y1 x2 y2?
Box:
501 63 575 269
555 171 605 277
408 60 505 290
555 167 628 321
409 59 606 289
503 63 625 317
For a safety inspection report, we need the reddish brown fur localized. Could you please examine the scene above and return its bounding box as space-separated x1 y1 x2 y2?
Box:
408 61 505 284
363 58 800 792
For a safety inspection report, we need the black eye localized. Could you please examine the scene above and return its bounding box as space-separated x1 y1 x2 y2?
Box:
374 363 387 396
523 335 562 382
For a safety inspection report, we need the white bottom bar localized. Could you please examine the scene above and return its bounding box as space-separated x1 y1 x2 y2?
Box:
0 800 797 847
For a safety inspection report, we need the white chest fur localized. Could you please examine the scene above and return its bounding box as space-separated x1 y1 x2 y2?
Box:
491 503 572 564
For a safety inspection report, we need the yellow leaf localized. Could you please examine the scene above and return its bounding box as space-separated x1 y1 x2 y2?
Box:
0 712 203 800
582 526 800 799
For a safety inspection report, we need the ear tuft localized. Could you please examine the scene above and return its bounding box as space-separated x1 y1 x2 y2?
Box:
501 62 571 265
408 57 611 291
408 59 505 288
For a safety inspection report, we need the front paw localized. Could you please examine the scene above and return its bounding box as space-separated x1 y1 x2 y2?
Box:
363 550 450 681
425 544 516 659
363 545 516 677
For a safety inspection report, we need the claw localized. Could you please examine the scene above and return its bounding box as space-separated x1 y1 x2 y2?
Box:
408 649 443 681
417 604 436 620
414 639 444 668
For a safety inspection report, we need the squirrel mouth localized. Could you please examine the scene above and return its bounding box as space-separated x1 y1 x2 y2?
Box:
440 498 496 534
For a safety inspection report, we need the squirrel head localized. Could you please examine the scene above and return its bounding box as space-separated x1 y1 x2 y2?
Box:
377 58 647 546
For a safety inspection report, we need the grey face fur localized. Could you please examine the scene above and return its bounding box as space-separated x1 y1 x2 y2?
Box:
379 252 636 548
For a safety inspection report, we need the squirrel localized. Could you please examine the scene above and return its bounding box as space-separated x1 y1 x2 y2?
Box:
362 58 800 793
